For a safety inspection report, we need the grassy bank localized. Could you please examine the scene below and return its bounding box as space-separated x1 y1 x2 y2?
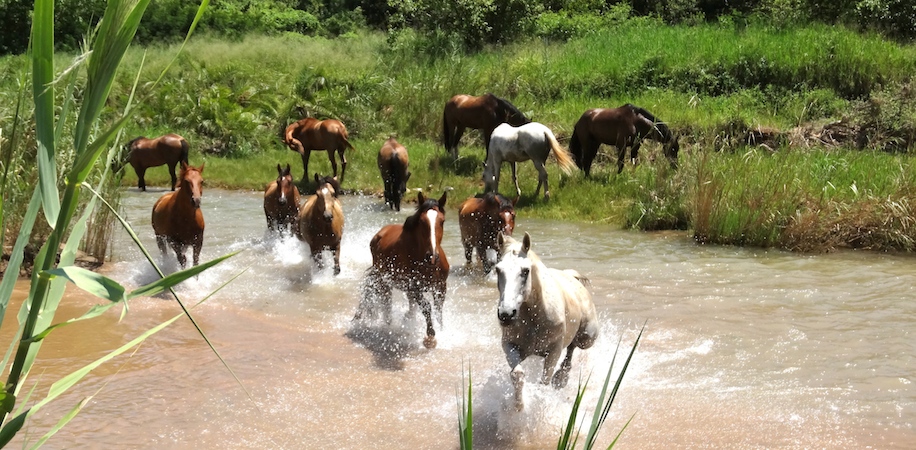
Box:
7 22 916 254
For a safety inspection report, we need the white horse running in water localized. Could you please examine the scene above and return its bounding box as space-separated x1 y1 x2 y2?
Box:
494 232 599 410
483 122 577 201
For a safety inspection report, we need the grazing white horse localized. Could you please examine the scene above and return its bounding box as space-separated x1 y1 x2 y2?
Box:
494 232 599 411
483 122 577 201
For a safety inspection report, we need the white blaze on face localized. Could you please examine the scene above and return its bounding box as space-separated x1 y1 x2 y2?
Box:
426 209 439 256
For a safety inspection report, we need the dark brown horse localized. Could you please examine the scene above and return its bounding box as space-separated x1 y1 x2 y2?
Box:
569 104 680 176
458 193 516 273
151 162 205 268
357 191 449 349
284 117 355 184
442 93 530 159
297 173 344 275
124 134 189 191
263 163 301 234
377 137 411 211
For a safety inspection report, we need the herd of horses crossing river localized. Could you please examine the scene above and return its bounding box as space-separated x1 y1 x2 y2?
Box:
41 93 910 448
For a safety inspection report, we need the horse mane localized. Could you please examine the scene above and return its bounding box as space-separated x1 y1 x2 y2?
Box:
625 104 673 142
489 93 529 124
485 192 514 212
404 198 440 231
127 136 145 148
316 175 341 197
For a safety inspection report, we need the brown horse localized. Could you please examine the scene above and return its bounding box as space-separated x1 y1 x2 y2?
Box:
442 93 530 159
357 191 449 349
124 134 189 191
458 192 516 273
284 117 355 184
377 137 411 211
569 104 680 176
297 173 344 275
263 163 301 234
151 162 205 268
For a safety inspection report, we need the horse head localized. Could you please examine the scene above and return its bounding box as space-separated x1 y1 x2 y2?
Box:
494 193 517 236
275 164 295 205
665 134 680 169
180 161 205 208
413 190 447 265
495 232 533 325
314 173 338 222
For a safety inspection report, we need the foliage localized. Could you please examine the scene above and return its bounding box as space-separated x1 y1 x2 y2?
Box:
0 0 247 445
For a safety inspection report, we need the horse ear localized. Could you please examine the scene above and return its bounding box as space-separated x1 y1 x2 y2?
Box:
438 191 447 208
285 163 292 174
417 191 426 204
277 164 283 175
181 161 189 171
198 162 205 173
521 232 531 255
511 195 519 207
314 173 320 183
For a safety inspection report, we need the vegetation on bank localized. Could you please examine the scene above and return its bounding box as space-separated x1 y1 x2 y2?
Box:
4 19 916 262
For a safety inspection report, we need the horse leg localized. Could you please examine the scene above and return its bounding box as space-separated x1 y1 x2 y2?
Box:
540 342 565 386
582 140 598 178
300 151 311 182
533 159 549 200
630 140 641 167
511 162 521 200
170 241 187 269
463 241 474 266
503 342 525 411
155 234 168 255
410 291 437 349
551 342 577 389
616 138 628 174
167 163 178 191
337 147 347 185
327 150 339 181
192 235 202 267
333 241 341 276
452 125 466 159
137 167 147 191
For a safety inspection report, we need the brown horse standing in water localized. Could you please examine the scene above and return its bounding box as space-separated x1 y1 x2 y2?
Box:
151 162 205 268
442 93 530 159
357 191 449 349
569 104 680 176
297 174 344 275
263 163 301 234
284 117 355 184
125 134 189 191
377 137 411 211
458 193 516 273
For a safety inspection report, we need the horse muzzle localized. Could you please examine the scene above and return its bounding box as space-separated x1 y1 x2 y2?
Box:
191 197 201 208
497 309 517 325
426 252 439 265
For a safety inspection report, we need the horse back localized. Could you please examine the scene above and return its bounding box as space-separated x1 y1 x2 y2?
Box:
457 197 485 244
550 268 598 348
445 94 499 130
370 224 449 284
378 138 409 177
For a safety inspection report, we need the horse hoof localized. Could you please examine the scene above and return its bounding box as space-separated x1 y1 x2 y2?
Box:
334 266 341 276
423 335 437 349
552 370 569 389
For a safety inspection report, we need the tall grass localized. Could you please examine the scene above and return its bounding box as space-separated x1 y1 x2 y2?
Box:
0 0 250 445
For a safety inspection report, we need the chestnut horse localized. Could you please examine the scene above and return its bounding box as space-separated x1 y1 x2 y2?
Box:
357 191 449 349
151 162 205 268
495 232 599 411
442 93 530 159
377 137 411 211
284 117 355 184
297 173 344 275
124 134 189 191
458 192 516 273
263 163 301 234
569 104 680 176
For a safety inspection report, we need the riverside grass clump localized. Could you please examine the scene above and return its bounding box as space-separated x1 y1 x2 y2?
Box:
0 0 249 446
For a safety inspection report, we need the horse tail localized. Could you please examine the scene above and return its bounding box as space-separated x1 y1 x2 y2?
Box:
179 138 189 165
545 131 576 175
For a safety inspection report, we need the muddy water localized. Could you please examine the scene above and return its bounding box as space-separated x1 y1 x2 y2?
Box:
7 188 915 449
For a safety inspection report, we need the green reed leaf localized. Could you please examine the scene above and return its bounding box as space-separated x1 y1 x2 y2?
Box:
44 267 126 304
31 0 59 226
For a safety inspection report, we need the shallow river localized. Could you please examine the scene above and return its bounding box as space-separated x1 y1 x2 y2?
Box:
8 187 915 449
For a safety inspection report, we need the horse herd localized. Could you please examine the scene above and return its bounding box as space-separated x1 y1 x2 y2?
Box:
122 93 677 410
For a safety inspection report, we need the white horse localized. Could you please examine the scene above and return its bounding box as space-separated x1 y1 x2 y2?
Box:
494 232 599 411
483 122 577 201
